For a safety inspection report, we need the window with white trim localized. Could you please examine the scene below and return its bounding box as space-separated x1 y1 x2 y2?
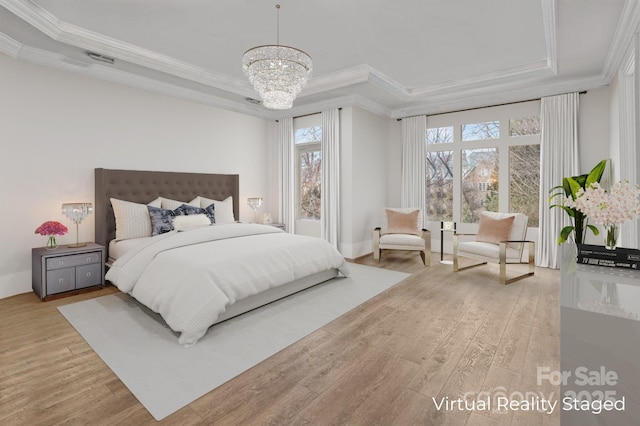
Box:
426 101 541 226
294 119 322 221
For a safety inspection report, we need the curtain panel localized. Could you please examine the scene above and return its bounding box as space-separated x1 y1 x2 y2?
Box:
321 109 340 250
537 92 580 268
278 117 295 234
401 115 427 228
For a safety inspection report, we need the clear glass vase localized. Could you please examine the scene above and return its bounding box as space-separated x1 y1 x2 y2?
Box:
604 224 619 250
46 235 58 250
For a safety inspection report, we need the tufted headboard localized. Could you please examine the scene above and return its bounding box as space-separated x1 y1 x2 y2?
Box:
95 168 239 258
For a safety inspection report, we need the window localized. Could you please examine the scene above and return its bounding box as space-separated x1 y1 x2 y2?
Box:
462 148 499 222
426 126 454 221
510 116 541 136
425 101 541 226
295 124 322 220
461 121 499 141
509 144 540 226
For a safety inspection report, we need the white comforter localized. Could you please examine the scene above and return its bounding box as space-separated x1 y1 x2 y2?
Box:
105 223 350 345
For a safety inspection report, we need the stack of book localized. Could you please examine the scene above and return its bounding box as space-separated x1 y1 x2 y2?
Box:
576 244 640 270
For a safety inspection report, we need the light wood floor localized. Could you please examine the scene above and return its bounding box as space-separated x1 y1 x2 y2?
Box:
0 252 559 425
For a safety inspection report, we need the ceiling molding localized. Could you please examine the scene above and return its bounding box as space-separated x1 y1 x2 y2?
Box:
0 32 22 57
391 73 609 119
541 0 558 74
602 0 640 83
409 59 550 96
0 0 62 39
1 0 257 97
14 43 269 118
302 64 371 96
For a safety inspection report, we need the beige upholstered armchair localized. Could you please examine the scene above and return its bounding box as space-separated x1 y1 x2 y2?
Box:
453 212 534 284
373 208 431 266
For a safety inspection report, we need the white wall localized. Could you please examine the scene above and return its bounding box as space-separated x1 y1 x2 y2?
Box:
339 107 393 259
579 87 612 176
0 54 271 298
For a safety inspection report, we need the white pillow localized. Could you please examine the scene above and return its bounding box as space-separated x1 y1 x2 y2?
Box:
194 196 235 224
110 198 156 240
159 197 198 210
172 214 211 231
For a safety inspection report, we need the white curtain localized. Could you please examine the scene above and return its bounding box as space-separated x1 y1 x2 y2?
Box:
321 109 340 250
401 115 427 228
278 117 295 233
537 92 580 268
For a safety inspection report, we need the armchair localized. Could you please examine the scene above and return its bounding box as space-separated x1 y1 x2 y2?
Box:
373 208 431 266
453 212 534 284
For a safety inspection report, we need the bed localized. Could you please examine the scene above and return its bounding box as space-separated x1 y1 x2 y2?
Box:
95 168 349 345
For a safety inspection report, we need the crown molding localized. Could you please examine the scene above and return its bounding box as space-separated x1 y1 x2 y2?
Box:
303 64 370 96
390 73 608 118
14 43 268 118
409 59 550 97
541 0 558 74
0 32 22 57
1 0 257 97
602 0 640 83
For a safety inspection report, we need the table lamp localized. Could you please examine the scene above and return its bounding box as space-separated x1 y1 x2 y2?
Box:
247 197 263 223
62 202 93 247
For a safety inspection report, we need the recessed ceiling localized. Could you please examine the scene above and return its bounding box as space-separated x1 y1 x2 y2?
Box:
0 0 636 119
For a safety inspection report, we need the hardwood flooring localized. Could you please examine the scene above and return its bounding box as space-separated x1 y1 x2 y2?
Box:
0 252 559 425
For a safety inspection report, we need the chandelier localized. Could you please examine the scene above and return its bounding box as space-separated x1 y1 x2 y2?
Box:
242 4 312 110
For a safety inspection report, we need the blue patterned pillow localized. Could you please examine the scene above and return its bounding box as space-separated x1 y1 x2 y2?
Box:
203 203 215 223
147 206 175 236
174 203 215 224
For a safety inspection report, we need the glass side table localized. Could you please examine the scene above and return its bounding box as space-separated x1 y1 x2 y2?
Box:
440 221 456 264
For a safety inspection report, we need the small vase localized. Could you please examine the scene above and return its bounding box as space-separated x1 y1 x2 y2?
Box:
46 236 58 250
604 224 619 250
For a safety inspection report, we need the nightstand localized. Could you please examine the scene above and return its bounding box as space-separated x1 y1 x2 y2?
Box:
32 243 105 301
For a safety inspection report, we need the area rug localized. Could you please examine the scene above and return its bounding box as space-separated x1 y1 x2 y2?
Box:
57 263 409 420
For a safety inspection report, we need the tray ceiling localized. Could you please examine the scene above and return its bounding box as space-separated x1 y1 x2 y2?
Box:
0 0 636 119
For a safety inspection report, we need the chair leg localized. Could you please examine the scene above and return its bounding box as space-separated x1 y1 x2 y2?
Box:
453 235 486 272
499 242 536 285
420 250 428 266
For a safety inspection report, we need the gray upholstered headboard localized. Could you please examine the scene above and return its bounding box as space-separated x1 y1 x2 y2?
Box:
95 168 239 257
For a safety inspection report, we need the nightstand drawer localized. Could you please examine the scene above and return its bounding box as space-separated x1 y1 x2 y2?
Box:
46 252 101 270
47 268 76 294
75 264 102 289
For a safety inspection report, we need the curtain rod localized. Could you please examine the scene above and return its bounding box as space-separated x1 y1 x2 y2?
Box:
396 91 588 121
275 107 342 123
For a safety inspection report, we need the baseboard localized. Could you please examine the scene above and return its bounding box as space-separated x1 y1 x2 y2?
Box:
340 239 373 260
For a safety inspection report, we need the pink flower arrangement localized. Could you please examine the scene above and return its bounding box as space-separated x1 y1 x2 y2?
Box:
34 221 68 236
565 181 640 226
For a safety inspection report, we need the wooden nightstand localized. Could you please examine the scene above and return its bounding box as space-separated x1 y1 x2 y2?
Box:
32 243 105 301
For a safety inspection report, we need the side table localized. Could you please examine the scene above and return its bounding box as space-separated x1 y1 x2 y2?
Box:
32 242 105 301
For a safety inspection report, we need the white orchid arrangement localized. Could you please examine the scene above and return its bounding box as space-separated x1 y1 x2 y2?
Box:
565 180 640 226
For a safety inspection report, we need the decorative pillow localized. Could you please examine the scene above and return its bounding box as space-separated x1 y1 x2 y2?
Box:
111 198 156 240
147 206 175 236
173 214 211 231
196 196 235 224
174 203 215 224
475 213 515 245
385 209 421 236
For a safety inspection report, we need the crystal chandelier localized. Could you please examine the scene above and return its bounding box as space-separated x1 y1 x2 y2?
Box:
242 4 312 110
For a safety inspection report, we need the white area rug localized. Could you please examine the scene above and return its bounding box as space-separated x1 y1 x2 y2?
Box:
58 263 409 420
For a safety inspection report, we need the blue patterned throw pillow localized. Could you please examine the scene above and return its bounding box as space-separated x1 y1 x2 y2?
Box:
147 206 175 236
